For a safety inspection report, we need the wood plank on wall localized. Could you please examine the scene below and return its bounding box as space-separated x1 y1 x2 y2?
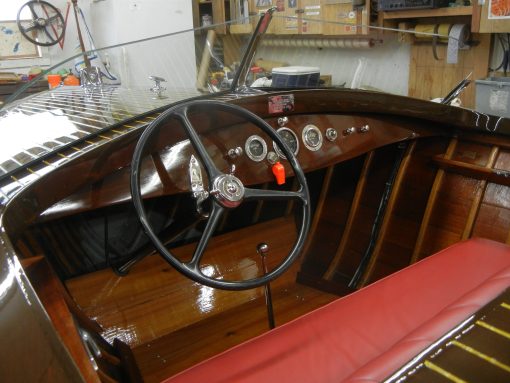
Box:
479 2 510 33
408 33 491 109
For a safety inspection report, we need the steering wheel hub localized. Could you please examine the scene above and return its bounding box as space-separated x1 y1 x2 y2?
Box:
213 174 245 208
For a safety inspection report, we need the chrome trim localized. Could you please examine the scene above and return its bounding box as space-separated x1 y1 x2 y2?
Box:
325 128 338 141
189 155 209 217
149 76 167 99
212 174 245 208
231 8 276 92
273 127 299 160
302 124 323 151
343 127 356 136
245 135 267 162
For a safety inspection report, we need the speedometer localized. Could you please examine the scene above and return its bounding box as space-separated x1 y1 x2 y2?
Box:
273 128 299 160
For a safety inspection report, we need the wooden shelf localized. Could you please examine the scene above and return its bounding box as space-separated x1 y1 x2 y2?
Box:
381 6 472 20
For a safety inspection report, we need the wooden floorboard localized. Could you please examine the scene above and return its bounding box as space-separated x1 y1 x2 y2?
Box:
66 216 339 381
66 217 329 346
133 282 338 383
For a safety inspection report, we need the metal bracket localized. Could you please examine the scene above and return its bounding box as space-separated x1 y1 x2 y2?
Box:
189 155 209 217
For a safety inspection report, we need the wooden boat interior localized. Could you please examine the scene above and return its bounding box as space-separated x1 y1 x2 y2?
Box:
4 88 510 382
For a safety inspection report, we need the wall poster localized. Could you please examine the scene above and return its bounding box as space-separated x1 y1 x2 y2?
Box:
489 0 510 19
0 20 40 60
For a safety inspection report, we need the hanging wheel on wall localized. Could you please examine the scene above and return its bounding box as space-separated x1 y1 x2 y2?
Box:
17 0 65 47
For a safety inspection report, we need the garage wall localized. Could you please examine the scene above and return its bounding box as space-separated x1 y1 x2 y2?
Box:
256 35 410 95
0 0 89 73
88 0 196 89
1 0 196 90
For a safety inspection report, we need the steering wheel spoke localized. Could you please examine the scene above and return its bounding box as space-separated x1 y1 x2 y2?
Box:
244 187 307 203
187 203 224 270
27 2 40 19
177 109 221 180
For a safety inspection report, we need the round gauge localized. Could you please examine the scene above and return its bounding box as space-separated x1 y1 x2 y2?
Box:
302 124 323 151
273 127 299 160
245 135 267 162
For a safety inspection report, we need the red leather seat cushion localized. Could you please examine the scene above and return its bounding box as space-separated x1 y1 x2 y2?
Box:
163 238 510 383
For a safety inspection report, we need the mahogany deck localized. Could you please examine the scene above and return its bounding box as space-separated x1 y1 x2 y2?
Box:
66 216 339 380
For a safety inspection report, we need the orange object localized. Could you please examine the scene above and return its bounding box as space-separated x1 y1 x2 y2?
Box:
47 74 62 89
272 162 285 185
63 74 80 86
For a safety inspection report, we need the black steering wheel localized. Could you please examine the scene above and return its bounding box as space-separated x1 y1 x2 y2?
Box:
17 1 65 47
130 100 311 290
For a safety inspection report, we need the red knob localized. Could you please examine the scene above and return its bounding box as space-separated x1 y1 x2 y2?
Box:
272 162 285 185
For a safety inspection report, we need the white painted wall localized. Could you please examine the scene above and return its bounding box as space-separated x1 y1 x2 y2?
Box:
88 0 196 88
1 0 196 89
0 0 88 72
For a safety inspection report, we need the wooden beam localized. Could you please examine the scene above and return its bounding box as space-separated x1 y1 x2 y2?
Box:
432 155 510 187
461 146 499 240
381 6 472 20
323 152 374 281
411 138 458 263
301 166 335 257
358 142 417 287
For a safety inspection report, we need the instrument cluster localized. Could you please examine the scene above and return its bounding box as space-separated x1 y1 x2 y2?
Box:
243 116 347 164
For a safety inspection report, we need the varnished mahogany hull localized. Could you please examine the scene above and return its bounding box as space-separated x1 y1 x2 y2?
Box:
1 88 510 382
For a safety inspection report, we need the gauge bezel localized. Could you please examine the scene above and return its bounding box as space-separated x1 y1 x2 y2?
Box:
245 135 268 162
273 127 299 160
302 124 323 151
325 127 338 141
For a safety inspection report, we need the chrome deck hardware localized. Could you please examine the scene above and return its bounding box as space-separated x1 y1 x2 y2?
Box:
149 76 167 99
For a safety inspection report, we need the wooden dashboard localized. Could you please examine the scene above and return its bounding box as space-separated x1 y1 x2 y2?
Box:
40 111 432 222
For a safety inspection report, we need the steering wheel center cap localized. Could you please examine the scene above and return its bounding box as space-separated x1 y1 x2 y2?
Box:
213 174 245 208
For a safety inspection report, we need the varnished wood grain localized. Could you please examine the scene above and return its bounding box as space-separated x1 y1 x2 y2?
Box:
40 113 418 222
65 215 338 381
408 34 491 109
359 142 416 287
67 217 307 347
461 146 499 240
301 166 334 259
324 151 374 281
369 137 450 276
411 138 458 263
433 156 510 187
23 257 102 383
329 146 400 280
133 283 337 382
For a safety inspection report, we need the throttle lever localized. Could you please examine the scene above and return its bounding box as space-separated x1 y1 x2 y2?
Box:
257 242 275 329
